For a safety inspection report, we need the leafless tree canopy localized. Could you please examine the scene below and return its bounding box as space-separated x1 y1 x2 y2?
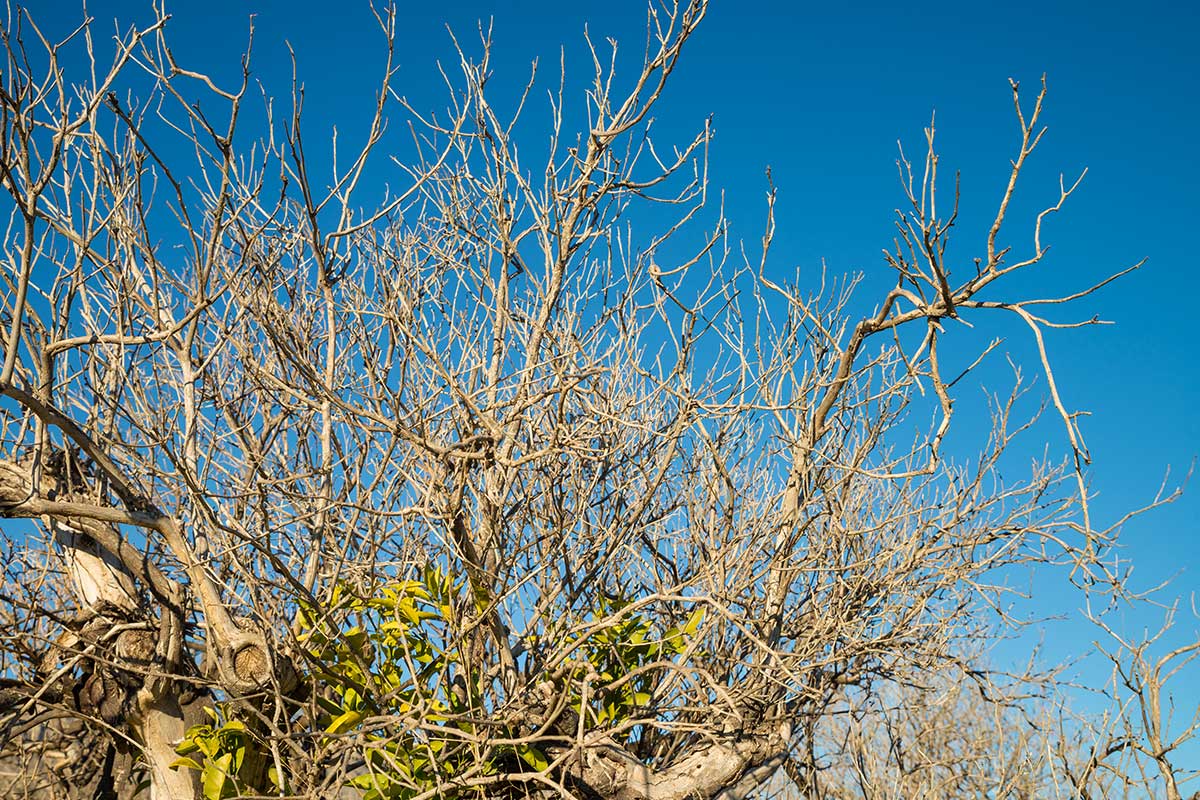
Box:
0 2 1194 799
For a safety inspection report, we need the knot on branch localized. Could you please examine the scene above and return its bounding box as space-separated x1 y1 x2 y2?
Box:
232 643 269 685
80 671 128 726
215 634 299 697
64 613 167 727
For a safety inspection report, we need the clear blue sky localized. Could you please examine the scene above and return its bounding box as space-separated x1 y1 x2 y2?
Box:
28 0 1200 760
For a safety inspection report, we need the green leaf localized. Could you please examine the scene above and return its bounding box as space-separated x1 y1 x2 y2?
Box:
400 579 432 600
326 708 365 734
397 598 422 625
168 756 203 772
202 752 233 800
195 732 220 760
349 774 378 789
683 606 705 636
344 626 370 654
518 745 550 771
316 694 344 715
229 743 245 773
174 737 201 756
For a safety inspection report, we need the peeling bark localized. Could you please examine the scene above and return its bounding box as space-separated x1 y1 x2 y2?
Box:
136 690 197 800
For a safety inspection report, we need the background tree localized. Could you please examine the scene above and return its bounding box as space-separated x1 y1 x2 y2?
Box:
0 1 1194 798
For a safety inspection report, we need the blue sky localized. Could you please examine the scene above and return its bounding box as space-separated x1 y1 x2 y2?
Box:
27 0 1200 765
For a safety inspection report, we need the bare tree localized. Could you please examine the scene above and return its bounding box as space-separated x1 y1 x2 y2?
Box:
0 2 1189 799
1053 599 1200 800
795 662 1080 799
